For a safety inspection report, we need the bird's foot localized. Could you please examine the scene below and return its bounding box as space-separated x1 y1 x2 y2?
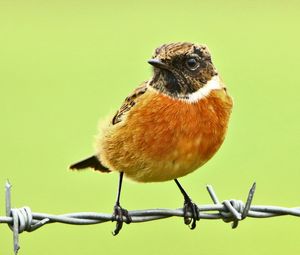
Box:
183 198 200 230
112 204 132 236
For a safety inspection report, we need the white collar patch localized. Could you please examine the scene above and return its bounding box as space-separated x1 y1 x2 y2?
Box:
185 75 222 103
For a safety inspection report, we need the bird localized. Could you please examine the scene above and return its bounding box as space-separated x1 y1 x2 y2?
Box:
70 42 233 235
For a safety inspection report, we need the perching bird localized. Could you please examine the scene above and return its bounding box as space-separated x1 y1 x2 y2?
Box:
70 42 233 235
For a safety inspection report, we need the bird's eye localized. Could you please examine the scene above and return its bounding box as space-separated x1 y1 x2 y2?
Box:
185 58 200 71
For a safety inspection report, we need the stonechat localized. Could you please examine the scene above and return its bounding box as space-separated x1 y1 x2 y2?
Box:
70 42 233 234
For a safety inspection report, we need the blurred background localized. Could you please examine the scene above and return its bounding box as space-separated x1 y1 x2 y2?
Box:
0 0 300 254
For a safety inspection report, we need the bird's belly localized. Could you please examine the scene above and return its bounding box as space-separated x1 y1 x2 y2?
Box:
124 136 212 182
98 89 232 182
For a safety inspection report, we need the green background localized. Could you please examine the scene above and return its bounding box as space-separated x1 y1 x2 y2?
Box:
0 0 300 254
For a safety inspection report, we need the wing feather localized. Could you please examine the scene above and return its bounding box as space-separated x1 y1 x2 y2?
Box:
112 83 148 125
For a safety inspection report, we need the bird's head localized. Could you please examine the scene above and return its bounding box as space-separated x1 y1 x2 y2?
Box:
148 42 219 100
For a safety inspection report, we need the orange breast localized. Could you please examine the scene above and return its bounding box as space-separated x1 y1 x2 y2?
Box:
98 88 233 182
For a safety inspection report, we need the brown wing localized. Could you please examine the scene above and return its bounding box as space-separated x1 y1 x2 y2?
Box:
112 83 148 125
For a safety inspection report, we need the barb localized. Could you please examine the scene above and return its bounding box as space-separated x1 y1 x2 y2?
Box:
1 182 300 254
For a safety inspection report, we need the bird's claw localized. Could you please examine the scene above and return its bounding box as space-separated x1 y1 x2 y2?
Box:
183 199 200 230
112 204 132 236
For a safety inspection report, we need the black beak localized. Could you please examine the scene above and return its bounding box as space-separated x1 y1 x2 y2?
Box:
147 59 169 70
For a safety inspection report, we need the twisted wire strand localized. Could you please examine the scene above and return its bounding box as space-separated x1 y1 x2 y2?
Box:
2 182 300 255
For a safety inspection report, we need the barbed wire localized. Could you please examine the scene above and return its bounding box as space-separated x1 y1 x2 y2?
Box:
2 181 300 255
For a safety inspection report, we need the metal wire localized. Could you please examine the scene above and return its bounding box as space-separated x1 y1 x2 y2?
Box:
2 181 300 254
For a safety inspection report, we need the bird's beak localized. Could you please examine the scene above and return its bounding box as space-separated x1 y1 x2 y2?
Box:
148 59 169 70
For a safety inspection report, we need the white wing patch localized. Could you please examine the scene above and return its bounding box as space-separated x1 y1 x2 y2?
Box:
185 75 223 103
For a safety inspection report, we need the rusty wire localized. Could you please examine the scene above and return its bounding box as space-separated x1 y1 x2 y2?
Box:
1 181 300 254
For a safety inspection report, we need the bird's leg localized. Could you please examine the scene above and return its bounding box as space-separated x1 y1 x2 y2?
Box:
174 179 200 230
112 172 131 235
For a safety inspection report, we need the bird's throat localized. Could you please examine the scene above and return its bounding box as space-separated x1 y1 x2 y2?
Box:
149 69 197 98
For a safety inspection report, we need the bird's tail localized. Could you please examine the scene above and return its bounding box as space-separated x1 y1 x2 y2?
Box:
69 155 110 173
